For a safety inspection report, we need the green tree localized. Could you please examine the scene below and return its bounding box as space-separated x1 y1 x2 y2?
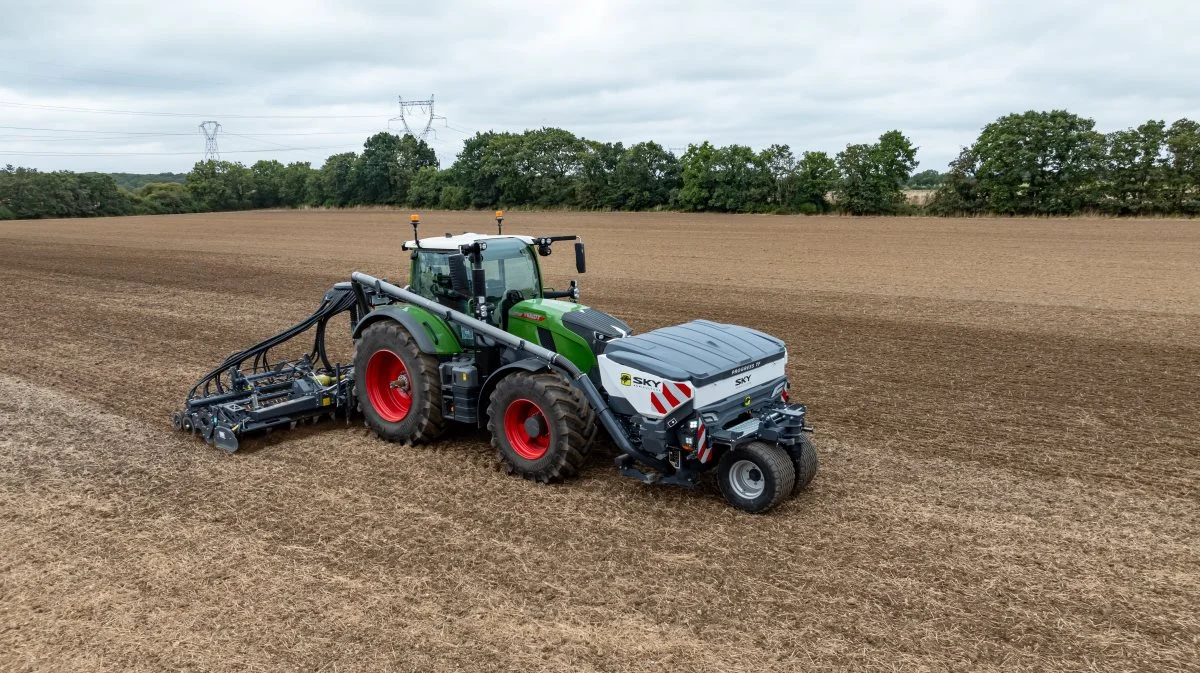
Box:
438 184 469 209
971 110 1104 215
407 166 447 207
1164 118 1200 214
487 132 533 206
0 166 47 218
319 152 358 207
397 135 439 181
711 144 772 212
1103 121 1168 215
248 160 286 208
834 130 918 214
517 128 588 207
453 131 510 208
107 172 186 191
791 151 837 212
760 144 797 209
136 182 195 214
929 148 983 215
575 140 623 209
907 169 943 189
185 160 252 211
679 142 772 212
279 161 317 207
354 132 438 205
74 173 131 217
610 141 680 210
678 142 719 211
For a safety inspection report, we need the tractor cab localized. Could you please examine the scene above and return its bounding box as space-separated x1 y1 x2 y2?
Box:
399 214 624 376
404 233 544 324
402 214 587 331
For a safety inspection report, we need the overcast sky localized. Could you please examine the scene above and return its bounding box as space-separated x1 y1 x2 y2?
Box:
2 0 1197 174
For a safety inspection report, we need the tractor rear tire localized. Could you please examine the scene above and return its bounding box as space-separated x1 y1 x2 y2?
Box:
717 441 795 513
787 434 819 492
354 321 445 445
487 370 594 483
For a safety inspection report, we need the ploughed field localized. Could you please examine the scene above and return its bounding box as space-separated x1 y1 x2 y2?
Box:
1 211 1197 672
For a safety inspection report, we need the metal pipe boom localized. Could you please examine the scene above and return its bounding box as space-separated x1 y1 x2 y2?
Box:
349 271 662 469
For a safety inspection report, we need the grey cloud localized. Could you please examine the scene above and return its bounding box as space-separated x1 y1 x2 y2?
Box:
1 0 1197 173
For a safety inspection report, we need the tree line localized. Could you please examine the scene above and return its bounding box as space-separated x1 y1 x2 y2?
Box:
931 112 1200 215
3 110 1199 220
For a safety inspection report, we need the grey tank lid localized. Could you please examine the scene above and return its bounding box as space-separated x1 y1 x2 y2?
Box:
603 319 786 386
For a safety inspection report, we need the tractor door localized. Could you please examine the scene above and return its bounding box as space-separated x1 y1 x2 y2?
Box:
410 250 474 344
478 239 543 330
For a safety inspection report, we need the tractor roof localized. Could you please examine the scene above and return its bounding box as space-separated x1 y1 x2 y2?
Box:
402 233 535 251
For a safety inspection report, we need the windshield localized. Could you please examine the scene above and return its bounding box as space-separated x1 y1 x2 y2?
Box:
479 238 541 303
409 238 542 307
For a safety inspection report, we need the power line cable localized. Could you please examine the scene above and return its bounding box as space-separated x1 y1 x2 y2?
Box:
0 134 185 143
0 100 389 120
0 125 384 136
1 143 361 157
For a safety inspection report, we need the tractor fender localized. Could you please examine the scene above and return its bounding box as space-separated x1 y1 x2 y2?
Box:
353 307 447 354
476 358 552 426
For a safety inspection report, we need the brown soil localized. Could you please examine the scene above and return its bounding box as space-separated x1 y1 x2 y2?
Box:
1 211 1197 672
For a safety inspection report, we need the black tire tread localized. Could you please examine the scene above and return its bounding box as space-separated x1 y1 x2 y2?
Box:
788 434 819 492
717 441 795 513
353 321 445 444
487 370 595 483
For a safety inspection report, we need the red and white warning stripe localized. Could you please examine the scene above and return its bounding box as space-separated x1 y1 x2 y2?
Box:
649 381 693 415
696 420 712 463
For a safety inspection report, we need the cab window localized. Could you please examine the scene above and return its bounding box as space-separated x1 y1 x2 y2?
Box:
480 239 541 303
411 251 458 304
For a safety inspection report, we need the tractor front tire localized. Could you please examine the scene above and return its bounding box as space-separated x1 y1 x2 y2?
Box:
717 441 795 513
787 434 819 492
487 370 594 483
354 321 445 444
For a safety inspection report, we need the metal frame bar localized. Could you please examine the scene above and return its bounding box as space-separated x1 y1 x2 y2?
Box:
350 271 670 472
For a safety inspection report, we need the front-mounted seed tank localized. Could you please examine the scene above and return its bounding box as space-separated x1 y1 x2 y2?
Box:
176 212 818 513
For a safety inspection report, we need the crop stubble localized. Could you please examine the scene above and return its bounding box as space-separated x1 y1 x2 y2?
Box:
0 211 1197 672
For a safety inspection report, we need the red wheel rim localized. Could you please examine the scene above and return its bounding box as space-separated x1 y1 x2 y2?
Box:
365 349 412 423
504 398 551 460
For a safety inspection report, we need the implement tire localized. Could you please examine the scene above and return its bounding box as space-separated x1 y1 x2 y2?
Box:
487 370 594 483
787 434 819 493
354 321 445 444
717 441 795 513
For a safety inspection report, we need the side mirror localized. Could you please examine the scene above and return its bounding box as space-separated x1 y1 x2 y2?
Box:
574 241 586 274
448 253 471 296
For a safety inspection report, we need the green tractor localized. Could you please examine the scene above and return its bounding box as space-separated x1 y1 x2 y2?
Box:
176 213 818 513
